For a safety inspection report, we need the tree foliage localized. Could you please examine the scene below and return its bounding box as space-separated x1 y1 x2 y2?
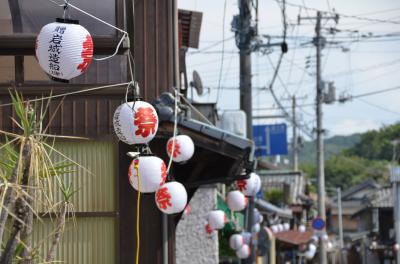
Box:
345 123 400 162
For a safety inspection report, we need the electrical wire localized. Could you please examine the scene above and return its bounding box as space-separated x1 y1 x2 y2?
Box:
47 0 129 61
274 0 400 25
216 0 228 104
357 98 400 116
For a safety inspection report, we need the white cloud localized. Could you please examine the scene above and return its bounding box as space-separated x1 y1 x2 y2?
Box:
329 119 380 136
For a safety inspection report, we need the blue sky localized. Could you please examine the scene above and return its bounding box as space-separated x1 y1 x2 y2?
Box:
179 0 400 138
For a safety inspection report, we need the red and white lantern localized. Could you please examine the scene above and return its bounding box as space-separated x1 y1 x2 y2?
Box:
205 223 215 234
229 234 244 250
155 181 187 214
113 101 159 145
236 244 250 259
128 156 167 193
207 210 226 230
226 190 248 211
236 173 261 196
35 20 93 81
166 135 195 163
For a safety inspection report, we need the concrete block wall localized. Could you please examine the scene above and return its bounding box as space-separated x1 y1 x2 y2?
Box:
176 186 219 264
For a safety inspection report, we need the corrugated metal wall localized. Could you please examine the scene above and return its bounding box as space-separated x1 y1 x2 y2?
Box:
32 140 117 263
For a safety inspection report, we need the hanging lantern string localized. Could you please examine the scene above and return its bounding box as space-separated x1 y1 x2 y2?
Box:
166 87 179 177
47 0 129 61
0 82 130 108
62 0 70 19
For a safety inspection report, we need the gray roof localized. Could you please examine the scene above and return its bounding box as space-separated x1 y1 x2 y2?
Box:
258 171 306 204
369 186 393 208
255 198 293 219
340 179 380 201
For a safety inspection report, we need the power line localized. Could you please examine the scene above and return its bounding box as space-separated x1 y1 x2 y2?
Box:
357 98 400 116
216 0 228 104
274 0 400 25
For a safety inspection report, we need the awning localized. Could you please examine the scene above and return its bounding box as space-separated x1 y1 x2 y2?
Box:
255 198 293 219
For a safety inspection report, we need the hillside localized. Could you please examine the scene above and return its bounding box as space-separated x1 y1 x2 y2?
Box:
295 134 361 164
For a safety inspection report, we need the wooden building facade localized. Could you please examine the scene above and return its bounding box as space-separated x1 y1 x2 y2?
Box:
0 0 253 263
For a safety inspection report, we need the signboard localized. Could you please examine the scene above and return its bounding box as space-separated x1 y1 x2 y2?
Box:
312 217 326 231
253 124 288 157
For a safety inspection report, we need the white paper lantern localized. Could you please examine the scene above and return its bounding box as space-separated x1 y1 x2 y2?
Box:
326 242 333 250
207 210 226 230
298 225 306 233
271 225 278 233
236 172 261 196
252 223 261 233
253 173 262 194
229 234 244 250
166 135 195 163
35 20 93 81
321 234 329 242
155 181 187 214
304 249 316 260
277 224 284 232
283 223 290 231
252 208 262 225
226 190 248 211
236 244 250 259
258 214 264 224
128 156 166 193
310 235 319 242
113 101 159 145
241 232 252 245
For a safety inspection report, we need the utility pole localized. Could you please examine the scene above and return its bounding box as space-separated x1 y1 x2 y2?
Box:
298 11 338 264
315 11 327 264
292 96 298 171
234 1 255 263
391 140 400 264
337 187 344 264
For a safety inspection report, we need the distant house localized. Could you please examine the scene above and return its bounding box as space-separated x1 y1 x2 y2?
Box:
259 170 313 227
329 180 395 263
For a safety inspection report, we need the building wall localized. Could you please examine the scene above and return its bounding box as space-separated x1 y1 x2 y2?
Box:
176 187 219 264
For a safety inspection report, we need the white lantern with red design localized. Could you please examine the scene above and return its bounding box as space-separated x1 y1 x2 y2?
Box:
236 244 250 259
229 234 244 250
226 190 248 211
128 156 166 193
166 135 195 163
236 173 261 196
155 181 187 214
113 101 159 145
35 19 93 81
205 223 215 234
207 210 226 230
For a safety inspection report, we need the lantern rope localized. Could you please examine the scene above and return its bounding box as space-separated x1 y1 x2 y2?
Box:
166 87 179 176
0 82 131 108
136 168 141 264
46 0 129 61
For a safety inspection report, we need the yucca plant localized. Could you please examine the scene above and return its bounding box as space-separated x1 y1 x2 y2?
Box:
0 92 85 264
